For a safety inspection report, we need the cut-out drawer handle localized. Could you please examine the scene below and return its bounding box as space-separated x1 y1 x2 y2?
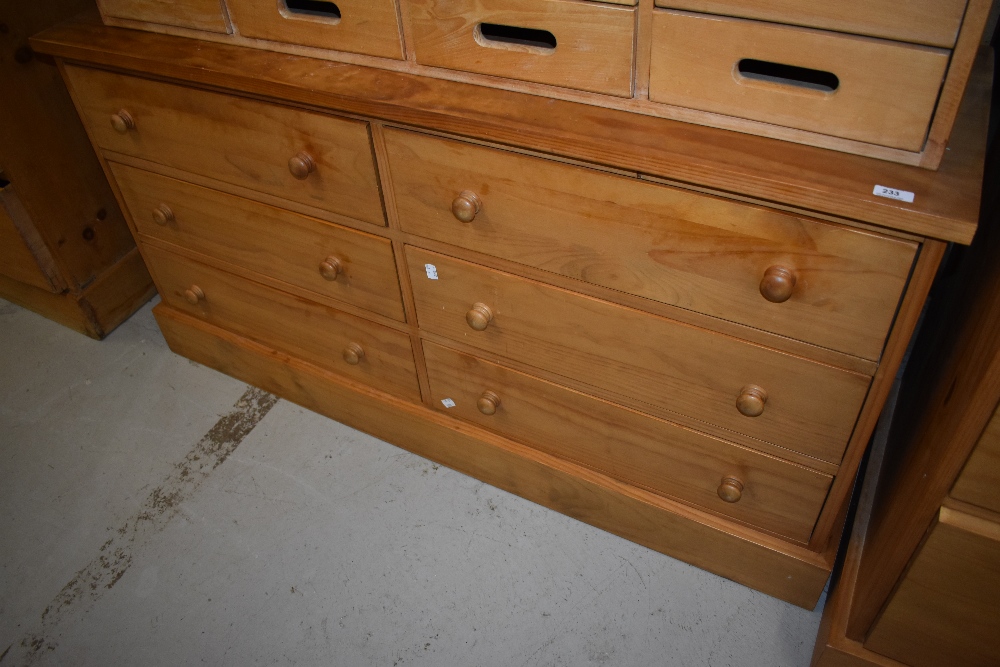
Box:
110 109 135 134
451 191 482 223
319 256 342 281
343 342 365 365
736 385 767 418
476 23 557 54
466 303 494 331
737 59 839 94
759 266 796 303
282 0 341 20
288 151 316 180
152 204 174 226
184 285 205 305
477 390 502 416
718 477 744 503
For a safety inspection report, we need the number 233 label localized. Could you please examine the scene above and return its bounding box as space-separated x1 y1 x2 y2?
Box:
873 185 915 203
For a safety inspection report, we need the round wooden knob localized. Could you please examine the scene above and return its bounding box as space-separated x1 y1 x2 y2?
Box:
736 385 768 418
451 191 482 223
319 257 342 281
288 151 316 180
342 342 365 365
151 204 174 226
110 109 135 134
759 266 797 303
466 302 494 331
477 390 502 416
718 477 744 503
183 285 205 305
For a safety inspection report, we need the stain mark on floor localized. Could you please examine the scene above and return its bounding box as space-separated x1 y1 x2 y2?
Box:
3 386 279 666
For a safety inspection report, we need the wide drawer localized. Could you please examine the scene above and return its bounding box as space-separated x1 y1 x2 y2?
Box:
408 247 870 463
405 0 636 97
145 245 420 400
226 0 404 60
111 163 405 321
423 340 832 542
655 0 967 48
98 0 232 33
385 128 917 360
649 11 951 151
63 65 385 227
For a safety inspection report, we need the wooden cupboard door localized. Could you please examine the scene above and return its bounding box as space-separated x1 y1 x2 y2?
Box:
423 340 832 542
864 508 1000 667
407 246 870 463
63 65 385 227
225 0 404 60
649 11 950 151
144 245 420 401
384 127 917 360
405 0 636 97
111 163 405 321
97 0 233 33
952 402 1000 514
654 0 967 48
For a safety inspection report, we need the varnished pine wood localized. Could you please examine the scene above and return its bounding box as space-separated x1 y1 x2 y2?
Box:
0 184 61 292
407 246 871 463
96 0 232 33
422 340 832 542
952 402 1000 514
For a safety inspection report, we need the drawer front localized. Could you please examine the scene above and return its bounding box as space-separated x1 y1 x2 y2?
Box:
145 245 420 401
385 128 917 361
226 0 404 60
63 65 385 227
408 247 870 463
655 0 967 48
405 0 636 97
98 0 232 33
649 11 950 151
952 402 1000 514
424 341 832 542
111 163 405 321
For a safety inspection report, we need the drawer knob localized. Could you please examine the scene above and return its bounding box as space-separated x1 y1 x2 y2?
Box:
718 477 744 503
343 342 365 365
477 390 502 416
319 256 342 281
151 204 174 226
451 191 482 223
288 151 316 180
466 302 494 331
110 109 135 134
736 385 767 418
759 266 797 303
183 285 205 305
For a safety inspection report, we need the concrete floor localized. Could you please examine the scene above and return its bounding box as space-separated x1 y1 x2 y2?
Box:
0 297 825 666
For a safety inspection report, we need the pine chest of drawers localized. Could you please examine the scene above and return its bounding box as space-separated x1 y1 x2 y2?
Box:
32 12 990 608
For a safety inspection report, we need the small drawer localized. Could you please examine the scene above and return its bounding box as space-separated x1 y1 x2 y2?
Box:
405 0 636 97
144 245 420 401
63 65 385 227
98 0 233 33
423 341 832 542
649 11 951 151
407 247 870 463
385 128 917 361
111 163 405 321
226 0 404 60
655 0 966 48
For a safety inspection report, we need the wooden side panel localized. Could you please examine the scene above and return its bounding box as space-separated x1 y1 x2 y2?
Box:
405 0 636 97
407 246 871 463
0 187 57 292
110 163 405 321
952 402 1000 514
657 0 968 48
97 0 232 33
649 11 951 151
384 127 918 360
62 65 386 227
864 508 1000 667
144 244 421 401
226 0 404 60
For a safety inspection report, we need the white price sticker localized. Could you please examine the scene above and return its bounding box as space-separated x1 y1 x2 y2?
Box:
873 185 915 203
441 398 456 408
425 264 439 280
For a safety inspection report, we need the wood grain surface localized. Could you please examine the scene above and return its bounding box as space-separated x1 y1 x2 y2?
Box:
97 0 232 33
951 403 1000 514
